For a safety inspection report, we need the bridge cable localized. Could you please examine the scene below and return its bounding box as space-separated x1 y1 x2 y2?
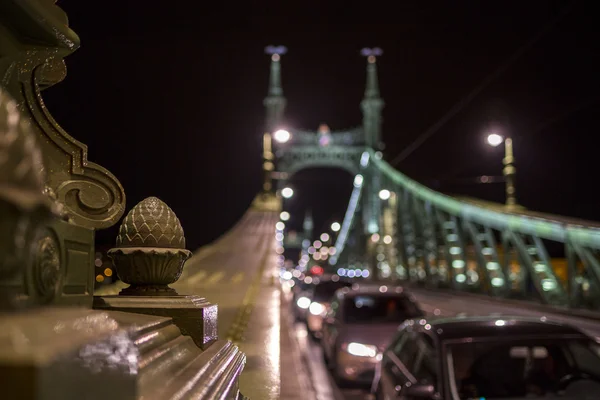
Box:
389 0 578 167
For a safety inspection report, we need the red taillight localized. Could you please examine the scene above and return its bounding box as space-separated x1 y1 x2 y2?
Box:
310 265 324 275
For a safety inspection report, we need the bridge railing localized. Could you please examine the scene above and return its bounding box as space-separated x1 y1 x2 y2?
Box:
333 148 600 312
0 1 246 398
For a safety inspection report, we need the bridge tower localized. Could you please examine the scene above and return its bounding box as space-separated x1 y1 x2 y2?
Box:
360 48 384 240
262 45 287 194
264 45 287 133
360 48 385 150
262 47 387 274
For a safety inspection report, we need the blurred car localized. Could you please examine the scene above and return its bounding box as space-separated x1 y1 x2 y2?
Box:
321 284 423 385
372 315 600 400
291 276 316 322
305 275 353 339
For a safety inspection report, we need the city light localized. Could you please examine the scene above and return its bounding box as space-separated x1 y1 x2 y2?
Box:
276 221 285 231
379 189 391 200
320 233 330 242
354 174 364 188
487 133 503 147
280 211 290 221
331 222 341 232
273 129 291 143
281 187 294 199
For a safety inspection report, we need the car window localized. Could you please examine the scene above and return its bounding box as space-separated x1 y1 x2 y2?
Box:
391 330 407 354
328 299 339 318
343 295 422 324
448 337 600 399
397 332 419 370
568 340 600 377
412 333 438 384
312 281 351 302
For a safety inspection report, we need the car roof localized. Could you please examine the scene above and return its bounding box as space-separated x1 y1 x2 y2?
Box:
404 315 588 341
336 283 414 298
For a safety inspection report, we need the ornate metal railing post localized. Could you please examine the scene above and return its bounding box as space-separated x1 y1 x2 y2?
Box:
0 89 57 309
94 197 218 349
0 0 125 307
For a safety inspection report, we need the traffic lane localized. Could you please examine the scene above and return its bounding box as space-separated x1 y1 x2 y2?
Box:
282 288 373 400
411 288 600 337
174 210 278 336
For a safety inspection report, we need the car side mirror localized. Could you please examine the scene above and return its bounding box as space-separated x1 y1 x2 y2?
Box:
403 383 436 399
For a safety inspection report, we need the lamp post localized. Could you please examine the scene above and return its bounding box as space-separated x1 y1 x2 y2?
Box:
262 133 274 193
487 133 517 208
263 129 291 195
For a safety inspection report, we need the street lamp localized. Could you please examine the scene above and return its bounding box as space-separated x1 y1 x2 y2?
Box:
486 133 517 207
378 189 391 201
273 129 291 143
281 187 294 199
331 222 341 232
262 133 274 193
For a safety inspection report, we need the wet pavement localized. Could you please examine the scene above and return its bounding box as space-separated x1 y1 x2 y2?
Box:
173 202 283 399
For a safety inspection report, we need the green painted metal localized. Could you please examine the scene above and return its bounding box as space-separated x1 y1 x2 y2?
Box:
368 148 600 248
264 50 287 133
332 146 600 309
265 52 386 243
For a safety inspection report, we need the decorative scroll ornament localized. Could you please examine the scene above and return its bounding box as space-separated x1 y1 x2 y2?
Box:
30 229 62 303
0 86 55 276
0 1 126 230
0 85 63 309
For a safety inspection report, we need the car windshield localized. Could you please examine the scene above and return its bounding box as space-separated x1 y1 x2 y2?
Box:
312 281 352 302
342 295 421 324
448 336 600 399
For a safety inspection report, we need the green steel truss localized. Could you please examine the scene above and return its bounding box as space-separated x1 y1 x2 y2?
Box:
332 148 600 310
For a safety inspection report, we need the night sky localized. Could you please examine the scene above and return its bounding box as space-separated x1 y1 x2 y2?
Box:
44 1 599 250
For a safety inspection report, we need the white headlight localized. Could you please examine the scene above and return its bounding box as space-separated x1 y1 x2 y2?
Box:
296 296 311 309
309 302 325 316
346 342 378 358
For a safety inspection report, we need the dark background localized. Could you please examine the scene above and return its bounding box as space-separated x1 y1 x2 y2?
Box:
44 0 599 249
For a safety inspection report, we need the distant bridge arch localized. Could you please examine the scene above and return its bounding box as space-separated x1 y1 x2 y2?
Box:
261 46 385 241
276 127 366 181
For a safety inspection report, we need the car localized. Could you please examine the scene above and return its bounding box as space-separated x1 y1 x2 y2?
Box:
291 276 316 322
372 315 600 400
305 275 353 339
321 284 424 385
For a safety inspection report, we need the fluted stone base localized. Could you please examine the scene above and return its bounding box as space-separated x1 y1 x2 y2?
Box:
93 295 218 349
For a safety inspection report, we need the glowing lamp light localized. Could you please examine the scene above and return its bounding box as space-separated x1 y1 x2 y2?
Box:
487 133 503 147
320 233 330 242
280 211 290 221
379 189 391 200
273 129 291 143
354 174 364 188
296 296 311 309
281 187 294 199
331 222 341 232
